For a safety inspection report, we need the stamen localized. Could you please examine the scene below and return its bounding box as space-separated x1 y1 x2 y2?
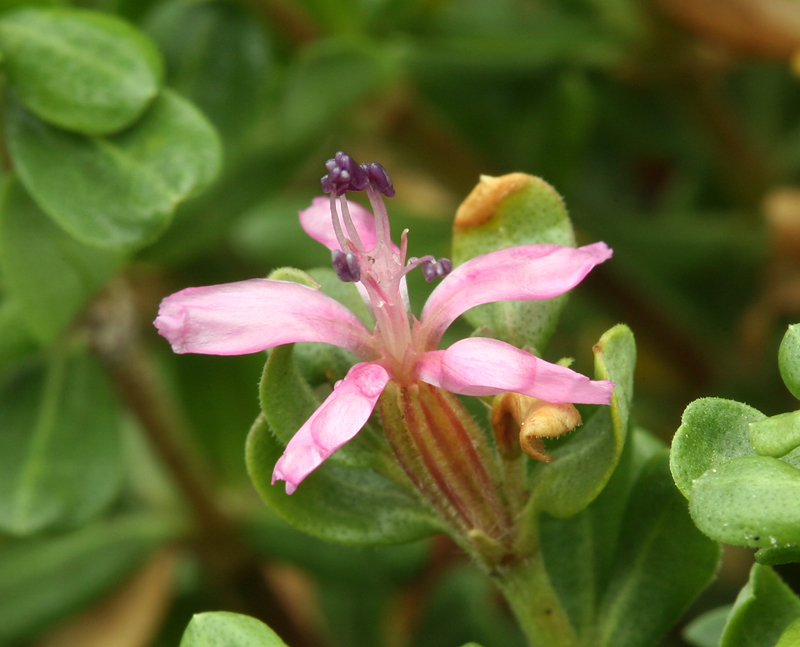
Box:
361 162 395 197
332 250 361 282
321 151 369 196
421 258 453 282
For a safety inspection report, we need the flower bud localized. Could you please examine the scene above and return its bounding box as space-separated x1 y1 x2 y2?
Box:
492 392 582 462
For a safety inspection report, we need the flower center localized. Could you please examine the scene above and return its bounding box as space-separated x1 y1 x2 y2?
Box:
321 152 452 378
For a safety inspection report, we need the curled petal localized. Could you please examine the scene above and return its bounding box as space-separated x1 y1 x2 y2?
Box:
415 337 614 405
271 362 391 494
419 242 612 347
300 197 379 252
155 279 375 358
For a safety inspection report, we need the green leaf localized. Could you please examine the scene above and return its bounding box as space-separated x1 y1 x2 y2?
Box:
246 414 443 546
750 410 800 458
670 398 764 499
0 297 39 376
0 179 122 342
0 7 163 134
593 451 721 647
719 564 800 647
7 89 222 248
689 455 800 548
145 0 271 156
0 347 123 535
776 617 800 647
247 509 427 585
683 605 733 647
756 545 800 566
540 427 665 639
280 36 395 143
532 323 635 517
451 174 576 351
180 611 289 647
0 512 182 643
779 324 800 400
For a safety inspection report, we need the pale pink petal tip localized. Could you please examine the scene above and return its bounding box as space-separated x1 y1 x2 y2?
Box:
154 299 188 353
270 362 390 494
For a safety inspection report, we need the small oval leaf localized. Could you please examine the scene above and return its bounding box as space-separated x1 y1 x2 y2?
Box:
0 7 163 134
451 174 576 352
780 324 800 400
7 89 222 248
671 397 763 499
180 611 288 647
689 456 800 548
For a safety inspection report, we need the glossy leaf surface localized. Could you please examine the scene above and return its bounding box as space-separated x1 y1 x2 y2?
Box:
0 7 162 134
7 89 221 248
0 348 123 535
0 512 181 643
145 0 271 155
0 180 121 342
180 611 288 647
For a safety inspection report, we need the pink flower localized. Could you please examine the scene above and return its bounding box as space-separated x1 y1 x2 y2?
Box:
155 153 614 494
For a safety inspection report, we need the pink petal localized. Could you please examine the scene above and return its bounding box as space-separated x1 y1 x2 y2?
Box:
155 279 376 357
419 242 612 348
415 337 614 405
271 362 391 494
299 197 379 252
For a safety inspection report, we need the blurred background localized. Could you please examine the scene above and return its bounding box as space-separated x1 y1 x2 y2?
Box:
4 0 800 644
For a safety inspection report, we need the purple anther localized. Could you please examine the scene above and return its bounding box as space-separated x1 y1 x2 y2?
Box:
361 162 395 197
321 152 369 196
436 257 453 277
421 258 453 282
332 250 361 282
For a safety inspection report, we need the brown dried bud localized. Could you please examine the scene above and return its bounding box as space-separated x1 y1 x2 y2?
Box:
491 392 582 462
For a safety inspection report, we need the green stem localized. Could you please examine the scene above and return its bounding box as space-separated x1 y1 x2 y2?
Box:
492 556 579 647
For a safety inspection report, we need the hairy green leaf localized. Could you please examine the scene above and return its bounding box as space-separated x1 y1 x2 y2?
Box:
180 612 288 647
689 455 800 548
532 323 635 517
671 398 763 499
451 174 575 351
719 564 800 647
594 451 721 647
246 414 443 546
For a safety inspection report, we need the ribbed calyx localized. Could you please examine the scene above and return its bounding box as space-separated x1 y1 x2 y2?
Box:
378 380 517 559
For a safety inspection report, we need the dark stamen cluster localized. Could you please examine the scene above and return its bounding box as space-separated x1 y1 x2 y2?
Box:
321 152 369 196
421 258 453 282
332 249 361 282
321 152 395 197
362 162 395 197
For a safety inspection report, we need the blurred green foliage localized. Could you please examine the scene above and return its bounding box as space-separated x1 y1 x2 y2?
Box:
0 0 799 644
